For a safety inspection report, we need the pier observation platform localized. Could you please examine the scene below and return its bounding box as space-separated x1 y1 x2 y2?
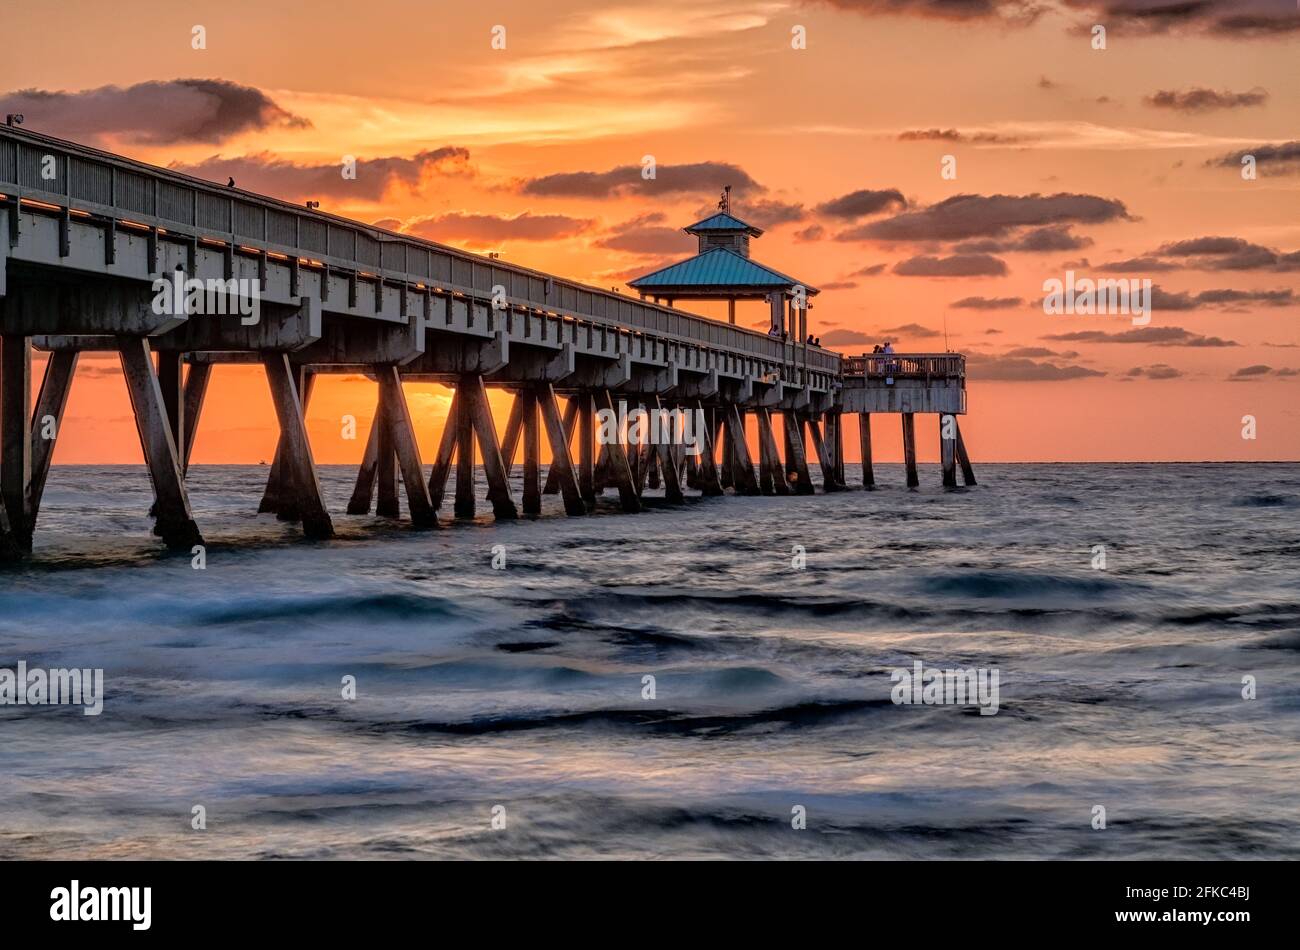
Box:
0 124 971 558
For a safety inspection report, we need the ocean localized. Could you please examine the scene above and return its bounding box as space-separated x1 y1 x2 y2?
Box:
1 462 1297 859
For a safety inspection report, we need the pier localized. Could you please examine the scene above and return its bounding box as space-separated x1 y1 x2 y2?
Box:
0 125 973 558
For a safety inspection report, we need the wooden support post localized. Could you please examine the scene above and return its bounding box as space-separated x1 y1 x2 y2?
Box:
542 396 579 495
832 412 846 487
595 389 641 512
347 415 380 514
537 385 587 516
593 442 611 493
694 401 724 496
118 337 203 549
859 412 874 489
756 415 775 496
783 414 815 495
464 375 517 520
718 412 733 489
156 350 184 465
955 418 977 486
940 414 957 488
260 369 315 517
499 391 526 479
756 408 791 496
27 350 79 536
521 390 541 515
378 366 436 527
577 392 596 508
375 380 400 519
427 387 461 511
902 412 919 489
1 335 33 550
180 362 211 474
651 396 684 504
805 414 842 492
724 405 760 495
453 376 476 519
262 353 333 539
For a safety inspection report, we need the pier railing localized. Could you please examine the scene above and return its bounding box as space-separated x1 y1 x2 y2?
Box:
841 353 965 380
0 126 839 374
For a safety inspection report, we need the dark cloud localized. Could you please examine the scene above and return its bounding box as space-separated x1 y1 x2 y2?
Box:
841 192 1130 242
897 129 1027 145
1126 364 1184 379
1062 0 1300 37
173 148 471 202
967 354 1105 381
1096 237 1300 273
819 281 860 290
893 253 1008 276
812 1 1046 24
878 323 941 338
0 79 310 145
818 329 874 345
594 213 694 256
814 189 907 219
794 224 826 242
952 295 1024 309
519 162 760 199
1145 87 1268 111
1211 141 1300 175
1005 346 1077 358
956 224 1093 253
1095 256 1181 273
1044 326 1239 346
404 212 592 244
850 263 888 276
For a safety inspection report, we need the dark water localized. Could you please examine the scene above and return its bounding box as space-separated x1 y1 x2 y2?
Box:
1 463 1297 859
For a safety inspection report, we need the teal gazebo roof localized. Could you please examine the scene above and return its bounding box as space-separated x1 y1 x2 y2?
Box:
628 246 817 295
683 212 763 236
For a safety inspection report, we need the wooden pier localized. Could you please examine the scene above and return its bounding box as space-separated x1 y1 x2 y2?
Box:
0 126 973 559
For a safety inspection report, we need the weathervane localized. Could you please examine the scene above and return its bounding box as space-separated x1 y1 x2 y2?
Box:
717 185 731 213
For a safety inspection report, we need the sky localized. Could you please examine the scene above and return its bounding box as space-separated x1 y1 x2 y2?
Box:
2 0 1298 463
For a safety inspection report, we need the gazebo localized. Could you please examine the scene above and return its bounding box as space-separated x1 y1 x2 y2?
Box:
627 190 817 340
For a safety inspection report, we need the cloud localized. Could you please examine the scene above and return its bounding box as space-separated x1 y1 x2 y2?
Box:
1126 363 1184 379
794 224 826 242
878 323 941 338
811 1 1046 25
818 280 860 290
897 128 1029 145
1095 237 1300 273
691 197 807 229
814 188 907 219
841 192 1131 242
951 295 1024 309
818 329 874 345
594 213 694 256
172 148 471 202
0 79 310 145
967 354 1105 381
1005 346 1077 358
893 253 1008 276
1095 256 1181 273
1228 364 1300 380
1145 87 1268 111
403 212 592 244
518 161 760 199
955 224 1093 253
1043 326 1239 346
1211 141 1300 175
850 263 888 276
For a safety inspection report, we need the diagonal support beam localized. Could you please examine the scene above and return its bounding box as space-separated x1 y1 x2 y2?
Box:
756 408 791 496
651 396 684 504
595 389 641 512
118 337 203 549
693 401 723 496
181 362 211 475
427 386 461 511
262 353 334 538
28 350 79 536
347 412 381 515
464 375 517 520
805 414 843 493
537 385 587 516
783 413 815 495
542 395 579 495
724 404 760 495
378 366 437 527
955 418 977 486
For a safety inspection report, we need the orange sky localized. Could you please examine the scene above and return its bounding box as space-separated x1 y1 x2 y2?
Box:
3 0 1297 462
